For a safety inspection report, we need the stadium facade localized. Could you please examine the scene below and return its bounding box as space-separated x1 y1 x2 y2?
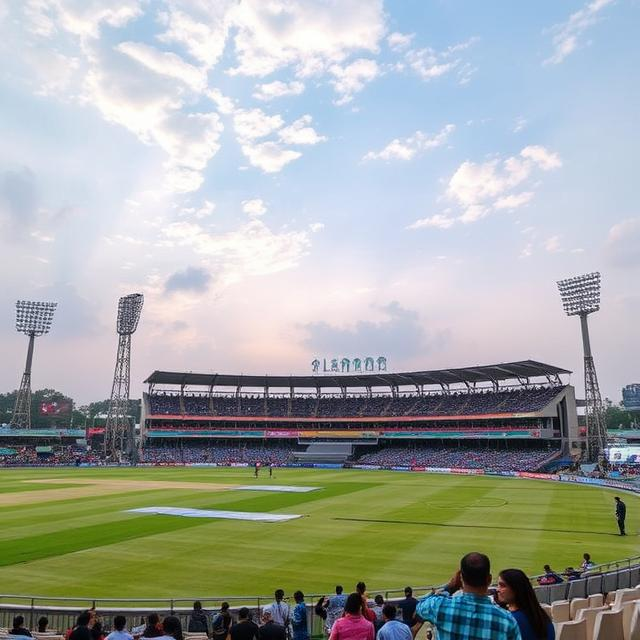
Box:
140 360 581 465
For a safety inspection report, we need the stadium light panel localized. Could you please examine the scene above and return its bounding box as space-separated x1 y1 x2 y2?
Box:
15 300 57 336
556 272 601 316
116 293 144 335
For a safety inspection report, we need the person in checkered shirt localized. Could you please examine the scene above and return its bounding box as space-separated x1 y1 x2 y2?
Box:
415 552 521 640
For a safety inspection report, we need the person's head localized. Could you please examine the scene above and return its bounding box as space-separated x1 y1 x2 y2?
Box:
543 564 551 573
583 553 591 561
374 595 384 606
382 604 396 622
77 613 92 627
238 608 250 621
162 616 183 640
335 585 343 595
460 552 491 592
38 617 49 632
404 587 413 597
193 601 202 611
615 496 621 502
220 603 230 613
344 593 363 615
113 616 126 632
356 582 366 595
147 613 160 627
261 611 272 624
275 589 285 602
498 569 551 638
294 591 304 603
13 616 24 629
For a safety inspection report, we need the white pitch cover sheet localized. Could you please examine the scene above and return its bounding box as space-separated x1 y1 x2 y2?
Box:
235 485 321 493
127 506 301 522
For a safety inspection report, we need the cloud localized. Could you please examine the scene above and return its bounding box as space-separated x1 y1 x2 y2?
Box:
544 235 562 253
242 198 267 216
330 58 379 105
226 0 385 78
303 301 449 360
606 218 640 268
253 80 305 101
309 222 324 232
0 167 39 239
387 32 414 52
363 124 454 161
233 108 284 141
493 192 534 210
165 266 212 294
278 115 326 145
544 0 614 65
240 141 302 173
403 38 478 84
406 214 455 230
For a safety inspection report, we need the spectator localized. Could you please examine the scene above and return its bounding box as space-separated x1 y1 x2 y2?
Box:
212 603 232 640
328 593 374 640
377 605 411 640
106 617 133 640
9 616 33 638
371 596 385 632
563 568 581 582
291 592 308 640
356 582 376 624
497 569 554 640
160 617 183 640
415 552 520 640
266 590 290 629
580 553 594 572
325 586 348 636
37 617 49 634
188 601 209 634
259 611 285 640
142 614 163 639
70 613 93 640
230 608 259 640
537 565 563 585
91 622 105 640
397 588 418 627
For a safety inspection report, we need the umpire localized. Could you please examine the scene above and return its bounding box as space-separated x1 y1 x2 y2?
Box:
615 496 627 535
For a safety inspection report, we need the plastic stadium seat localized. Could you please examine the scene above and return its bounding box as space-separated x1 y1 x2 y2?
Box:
552 600 572 623
575 607 609 640
588 593 604 608
616 599 640 640
569 579 588 600
620 570 632 589
605 572 620 593
609 590 620 605
541 603 553 617
555 618 587 640
571 598 590 620
592 609 624 640
587 574 603 596
614 589 640 609
629 602 640 640
631 566 640 587
550 582 570 602
535 585 551 604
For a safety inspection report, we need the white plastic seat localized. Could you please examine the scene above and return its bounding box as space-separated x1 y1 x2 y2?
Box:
552 600 572 623
615 589 640 609
593 609 624 640
616 599 640 640
571 598 590 620
588 594 604 608
629 602 640 640
555 618 587 640
576 607 609 640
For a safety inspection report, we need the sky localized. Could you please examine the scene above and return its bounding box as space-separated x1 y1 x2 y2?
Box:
0 0 639 405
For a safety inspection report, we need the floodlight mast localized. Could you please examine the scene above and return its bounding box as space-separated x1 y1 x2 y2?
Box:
10 301 57 429
556 272 606 462
104 294 143 463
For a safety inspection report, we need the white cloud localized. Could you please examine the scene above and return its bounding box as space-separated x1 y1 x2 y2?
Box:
226 0 385 78
242 198 267 216
404 38 477 83
544 235 562 253
233 108 284 141
363 124 454 161
240 141 302 173
253 80 305 101
407 214 455 230
494 192 534 210
513 116 528 133
180 200 216 220
387 32 414 52
520 145 562 170
278 115 326 145
329 58 379 105
309 222 324 232
606 218 640 268
544 0 614 65
116 41 207 92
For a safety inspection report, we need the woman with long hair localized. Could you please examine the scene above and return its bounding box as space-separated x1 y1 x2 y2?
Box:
497 569 554 640
328 593 374 640
161 617 184 640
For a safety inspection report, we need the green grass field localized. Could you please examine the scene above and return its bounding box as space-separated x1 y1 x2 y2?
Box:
0 466 636 599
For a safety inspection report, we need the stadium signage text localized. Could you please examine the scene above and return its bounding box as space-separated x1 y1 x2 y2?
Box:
311 356 387 374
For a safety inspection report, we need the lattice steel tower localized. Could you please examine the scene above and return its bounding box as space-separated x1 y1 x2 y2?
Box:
10 301 57 428
104 293 143 461
557 272 606 462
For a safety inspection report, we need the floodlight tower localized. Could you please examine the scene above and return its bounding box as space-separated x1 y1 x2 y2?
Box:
10 301 57 428
557 272 606 462
104 293 143 462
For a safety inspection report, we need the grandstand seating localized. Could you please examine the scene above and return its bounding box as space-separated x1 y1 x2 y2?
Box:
139 444 298 465
148 385 563 418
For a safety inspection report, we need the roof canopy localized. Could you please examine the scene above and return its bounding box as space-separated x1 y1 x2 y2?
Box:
145 360 570 390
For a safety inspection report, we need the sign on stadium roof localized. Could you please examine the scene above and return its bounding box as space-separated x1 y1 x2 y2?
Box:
311 356 387 374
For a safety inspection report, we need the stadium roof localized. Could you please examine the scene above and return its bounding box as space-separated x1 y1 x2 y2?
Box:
145 360 571 390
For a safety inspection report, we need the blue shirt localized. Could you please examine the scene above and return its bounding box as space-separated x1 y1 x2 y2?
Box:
377 620 412 640
416 592 521 640
292 602 309 640
511 610 554 640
